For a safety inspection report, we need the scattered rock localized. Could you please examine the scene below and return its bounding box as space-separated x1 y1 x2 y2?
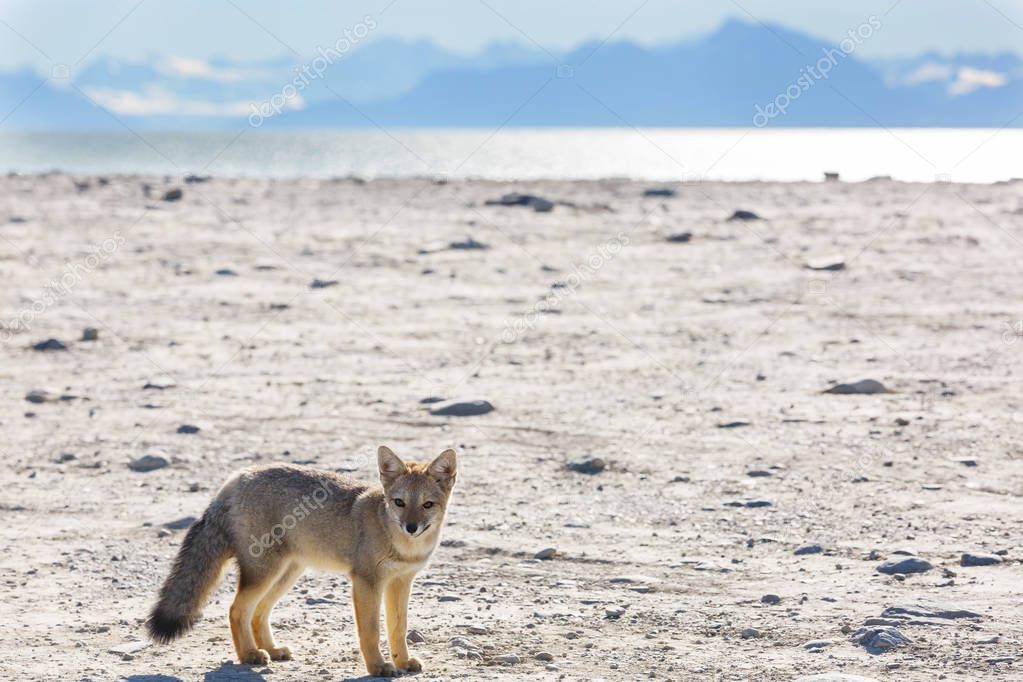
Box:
534 547 557 560
419 396 445 404
880 604 981 620
746 469 772 477
728 210 761 221
448 236 489 250
805 256 846 271
744 500 772 508
954 457 978 467
163 516 196 530
534 651 554 662
876 557 933 575
128 454 169 472
406 629 426 644
143 379 176 390
309 278 339 289
665 231 692 243
32 338 68 352
894 417 910 426
824 379 889 395
803 639 832 651
795 544 824 556
177 424 200 434
851 626 911 652
161 188 183 202
643 188 675 197
485 192 554 212
438 594 460 602
55 452 76 463
740 627 761 639
215 268 238 276
824 172 840 182
717 420 751 428
184 174 210 184
604 605 627 619
761 594 781 605
108 641 150 660
466 625 490 635
81 327 99 342
429 400 494 417
566 456 606 475
961 552 1002 567
25 389 58 404
490 653 520 665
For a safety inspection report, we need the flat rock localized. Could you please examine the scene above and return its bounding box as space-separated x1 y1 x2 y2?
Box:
128 454 169 472
824 379 889 395
485 192 554 212
429 400 494 417
215 268 238 276
761 593 781 605
961 552 1003 567
717 420 751 428
880 604 982 620
490 653 520 665
534 547 557 560
876 557 933 575
161 188 183 201
802 640 832 651
176 424 200 434
851 626 911 652
448 236 489 250
309 278 339 289
643 187 676 197
419 396 445 404
795 544 824 555
806 256 846 271
728 209 761 221
566 456 606 475
665 231 692 243
25 389 58 404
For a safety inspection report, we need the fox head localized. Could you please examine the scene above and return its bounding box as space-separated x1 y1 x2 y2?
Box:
377 445 457 538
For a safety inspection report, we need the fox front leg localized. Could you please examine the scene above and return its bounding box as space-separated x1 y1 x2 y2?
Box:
351 575 396 677
385 575 422 672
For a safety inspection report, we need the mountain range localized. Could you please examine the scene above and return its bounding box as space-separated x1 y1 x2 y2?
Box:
2 20 1021 130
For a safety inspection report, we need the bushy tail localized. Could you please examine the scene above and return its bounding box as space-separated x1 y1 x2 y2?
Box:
146 503 233 643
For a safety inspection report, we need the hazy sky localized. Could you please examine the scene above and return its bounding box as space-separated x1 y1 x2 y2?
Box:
2 0 1022 70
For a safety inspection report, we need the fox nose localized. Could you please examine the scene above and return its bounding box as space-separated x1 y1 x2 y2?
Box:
404 522 418 534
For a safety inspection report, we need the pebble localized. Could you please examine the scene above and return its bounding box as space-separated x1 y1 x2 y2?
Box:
32 338 68 351
534 651 554 662
466 625 490 635
604 605 627 618
161 188 183 201
760 594 781 605
177 424 201 434
961 552 1003 567
795 544 824 555
805 255 846 271
643 188 675 197
824 379 889 395
740 627 761 639
309 278 339 289
876 556 933 575
566 456 606 474
438 594 461 602
128 454 169 472
214 268 238 276
484 192 554 212
448 236 489 250
746 470 772 477
25 389 57 404
534 547 557 560
880 604 980 620
81 327 99 341
665 231 692 243
429 400 494 417
490 654 520 665
419 396 445 404
717 420 751 428
803 639 832 651
406 629 425 644
744 500 772 508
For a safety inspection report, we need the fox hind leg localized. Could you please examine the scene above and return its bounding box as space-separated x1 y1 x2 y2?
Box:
252 561 303 660
230 561 286 665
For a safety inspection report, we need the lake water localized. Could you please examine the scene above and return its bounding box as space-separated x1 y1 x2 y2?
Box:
1 128 1020 183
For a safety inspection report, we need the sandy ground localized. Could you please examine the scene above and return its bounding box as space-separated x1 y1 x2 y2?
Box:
1 173 1022 682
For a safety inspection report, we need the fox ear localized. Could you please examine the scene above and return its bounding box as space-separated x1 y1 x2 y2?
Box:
377 446 406 486
428 448 457 486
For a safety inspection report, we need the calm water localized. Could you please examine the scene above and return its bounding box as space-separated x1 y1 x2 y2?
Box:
1 128 1020 182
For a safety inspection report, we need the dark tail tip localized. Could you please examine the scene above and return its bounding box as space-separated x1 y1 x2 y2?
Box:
146 607 196 644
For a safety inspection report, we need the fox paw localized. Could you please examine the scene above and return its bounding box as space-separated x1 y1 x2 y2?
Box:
367 661 398 677
396 656 422 673
239 648 271 665
267 646 292 661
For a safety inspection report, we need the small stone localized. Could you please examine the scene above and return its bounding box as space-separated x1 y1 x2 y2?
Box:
55 452 76 463
429 400 494 417
466 625 490 635
803 639 832 651
176 424 201 434
643 188 675 197
309 278 339 289
128 454 169 472
438 594 460 602
484 193 554 212
108 641 150 659
25 389 57 404
717 420 751 428
954 457 978 467
746 470 772 477
876 557 933 575
81 327 99 341
604 605 627 618
161 188 183 201
960 552 1003 567
534 651 554 662
419 396 445 404
448 236 489 250
805 255 845 271
760 594 781 605
741 627 761 639
407 629 426 644
744 500 772 508
851 626 911 652
490 654 520 665
215 268 238 276
795 544 824 555
534 547 557 561
894 417 910 426
32 338 68 352
665 231 692 243
566 456 606 474
824 379 889 395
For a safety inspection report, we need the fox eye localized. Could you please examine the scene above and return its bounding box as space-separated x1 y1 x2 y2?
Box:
423 501 434 509
393 498 405 507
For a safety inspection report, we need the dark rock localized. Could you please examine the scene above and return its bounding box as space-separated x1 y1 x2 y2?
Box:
534 547 557 560
25 389 57 404
176 424 201 434
744 500 772 508
310 278 339 289
161 188 183 202
128 454 169 472
32 338 68 352
728 210 761 221
717 420 750 428
419 396 445 404
485 193 555 212
824 379 889 395
184 175 210 184
761 593 781 605
665 231 692 243
961 552 1003 567
215 268 238 276
795 544 824 555
448 236 489 250
880 604 981 620
805 256 845 271
746 470 772 477
429 400 495 417
566 456 607 475
851 626 911 652
643 188 676 197
876 557 933 575
81 327 99 341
